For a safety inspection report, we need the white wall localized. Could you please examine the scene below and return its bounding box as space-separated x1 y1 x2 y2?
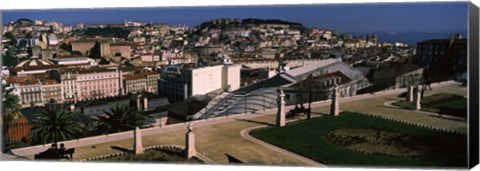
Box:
190 65 223 95
222 64 241 91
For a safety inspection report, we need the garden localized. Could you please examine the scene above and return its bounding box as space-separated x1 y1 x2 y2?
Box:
250 112 467 167
98 147 204 163
393 93 467 118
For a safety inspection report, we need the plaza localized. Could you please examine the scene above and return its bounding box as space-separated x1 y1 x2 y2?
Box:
2 81 467 166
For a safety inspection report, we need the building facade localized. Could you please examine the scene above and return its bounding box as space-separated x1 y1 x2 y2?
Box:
109 43 131 58
144 72 160 94
52 67 121 102
75 68 120 101
221 64 241 91
71 40 96 55
158 64 240 103
416 35 467 79
4 75 43 107
123 73 147 95
39 79 63 104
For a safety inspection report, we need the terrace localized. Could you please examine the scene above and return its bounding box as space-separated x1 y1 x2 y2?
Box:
2 81 467 167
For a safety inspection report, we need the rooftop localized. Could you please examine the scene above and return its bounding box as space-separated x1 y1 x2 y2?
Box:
39 79 59 85
143 71 161 76
235 59 367 94
5 75 38 86
50 57 92 62
58 67 117 74
110 42 132 46
15 58 54 68
70 39 97 43
123 73 146 80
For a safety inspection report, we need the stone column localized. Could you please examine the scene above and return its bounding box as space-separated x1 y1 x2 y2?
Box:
69 104 75 112
330 86 339 116
407 85 413 102
143 97 148 111
134 127 144 155
136 95 142 112
412 85 421 110
276 89 286 127
184 84 188 101
185 123 196 159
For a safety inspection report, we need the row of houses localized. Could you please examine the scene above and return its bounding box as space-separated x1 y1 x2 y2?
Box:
3 59 161 107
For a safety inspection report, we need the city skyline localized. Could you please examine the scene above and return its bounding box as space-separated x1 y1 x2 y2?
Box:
1 1 473 168
1 2 468 33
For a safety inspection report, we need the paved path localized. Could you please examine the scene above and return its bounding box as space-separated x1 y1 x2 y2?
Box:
0 152 27 160
6 81 467 166
383 100 466 121
311 81 467 133
69 114 314 165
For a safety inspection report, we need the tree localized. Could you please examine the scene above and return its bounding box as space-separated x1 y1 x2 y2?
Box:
25 32 34 39
95 104 149 134
2 88 23 125
29 101 85 146
4 32 14 39
3 32 16 46
59 42 72 52
2 87 23 152
16 18 34 26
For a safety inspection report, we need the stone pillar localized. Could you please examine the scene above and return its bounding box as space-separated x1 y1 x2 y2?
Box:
330 86 339 116
276 89 286 127
184 84 188 100
118 69 124 96
134 127 144 155
143 97 148 111
412 86 421 110
136 95 142 112
185 123 196 159
69 104 75 112
407 85 414 102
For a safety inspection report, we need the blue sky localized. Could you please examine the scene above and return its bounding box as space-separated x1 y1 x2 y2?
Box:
1 2 468 33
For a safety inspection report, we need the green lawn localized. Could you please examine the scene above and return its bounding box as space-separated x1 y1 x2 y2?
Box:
393 93 467 118
250 112 467 167
99 148 204 163
440 99 467 110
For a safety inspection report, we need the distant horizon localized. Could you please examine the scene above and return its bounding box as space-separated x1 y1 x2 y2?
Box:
1 2 468 33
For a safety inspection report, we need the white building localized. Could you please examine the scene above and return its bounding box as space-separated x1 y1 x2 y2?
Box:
1 66 10 77
185 65 223 96
158 64 241 103
4 75 43 107
47 34 59 45
222 65 241 91
52 67 121 102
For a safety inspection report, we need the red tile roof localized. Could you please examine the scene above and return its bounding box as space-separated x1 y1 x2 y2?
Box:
123 73 146 80
143 71 160 76
5 75 39 86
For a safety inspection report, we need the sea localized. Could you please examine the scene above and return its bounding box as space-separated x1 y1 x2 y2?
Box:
351 31 468 46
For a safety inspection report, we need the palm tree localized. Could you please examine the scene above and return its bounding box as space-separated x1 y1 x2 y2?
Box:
95 104 149 134
29 101 84 146
2 87 23 152
2 87 23 125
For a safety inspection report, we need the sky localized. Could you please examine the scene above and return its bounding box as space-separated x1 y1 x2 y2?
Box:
1 2 468 33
